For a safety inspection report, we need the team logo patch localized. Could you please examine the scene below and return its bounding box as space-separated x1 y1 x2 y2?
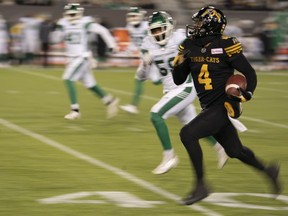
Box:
211 48 223 54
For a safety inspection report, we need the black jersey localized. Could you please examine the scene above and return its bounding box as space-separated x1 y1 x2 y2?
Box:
173 35 257 109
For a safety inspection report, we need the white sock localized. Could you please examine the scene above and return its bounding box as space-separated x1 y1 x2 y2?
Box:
102 95 113 105
163 149 175 160
214 142 224 152
71 104 80 110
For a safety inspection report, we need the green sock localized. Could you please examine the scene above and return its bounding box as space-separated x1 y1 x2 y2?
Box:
150 112 172 150
64 80 77 104
205 136 217 146
131 79 144 106
89 85 107 98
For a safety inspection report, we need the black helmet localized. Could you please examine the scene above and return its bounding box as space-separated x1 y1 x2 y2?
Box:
186 6 227 38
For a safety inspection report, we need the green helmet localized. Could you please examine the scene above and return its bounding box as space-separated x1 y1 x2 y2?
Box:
126 7 146 26
148 11 174 45
63 3 84 23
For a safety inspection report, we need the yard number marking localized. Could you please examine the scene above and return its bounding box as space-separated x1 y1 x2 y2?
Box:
39 192 288 210
38 191 165 208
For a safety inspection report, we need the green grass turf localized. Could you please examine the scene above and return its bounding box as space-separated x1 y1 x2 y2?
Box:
0 65 287 216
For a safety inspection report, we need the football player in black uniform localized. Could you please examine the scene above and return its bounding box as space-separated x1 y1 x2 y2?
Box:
172 6 281 205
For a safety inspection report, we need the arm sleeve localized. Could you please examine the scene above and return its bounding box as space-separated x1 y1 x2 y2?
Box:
88 23 117 49
172 58 191 85
223 36 257 93
172 40 192 85
230 54 257 93
49 24 64 44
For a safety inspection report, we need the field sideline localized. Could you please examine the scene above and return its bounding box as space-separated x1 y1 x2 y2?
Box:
0 65 287 216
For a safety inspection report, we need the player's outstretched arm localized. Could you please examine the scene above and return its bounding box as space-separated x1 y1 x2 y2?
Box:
90 22 118 52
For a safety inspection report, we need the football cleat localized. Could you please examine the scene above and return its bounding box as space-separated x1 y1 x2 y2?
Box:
64 111 81 120
152 155 179 175
217 148 229 169
120 104 139 114
106 98 120 119
180 182 210 205
265 163 282 195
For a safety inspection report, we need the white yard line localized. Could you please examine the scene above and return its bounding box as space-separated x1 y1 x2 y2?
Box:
243 116 288 129
257 87 288 94
0 118 221 216
256 72 288 76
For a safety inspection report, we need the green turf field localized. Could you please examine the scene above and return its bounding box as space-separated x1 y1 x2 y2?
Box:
0 65 287 216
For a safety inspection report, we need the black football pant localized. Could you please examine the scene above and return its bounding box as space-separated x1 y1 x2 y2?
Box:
179 103 266 182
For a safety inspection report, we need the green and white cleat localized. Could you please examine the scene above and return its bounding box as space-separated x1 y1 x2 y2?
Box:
107 98 120 119
120 104 139 114
152 155 179 175
64 111 81 120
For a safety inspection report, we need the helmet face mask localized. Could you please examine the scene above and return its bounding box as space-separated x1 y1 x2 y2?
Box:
186 6 227 38
126 7 146 26
148 11 174 46
63 3 84 23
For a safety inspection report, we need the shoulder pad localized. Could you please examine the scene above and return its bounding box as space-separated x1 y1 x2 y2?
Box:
141 21 149 27
57 18 66 25
82 16 95 23
173 30 186 39
221 36 243 57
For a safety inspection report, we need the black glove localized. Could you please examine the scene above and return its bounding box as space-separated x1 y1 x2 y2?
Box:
228 88 253 103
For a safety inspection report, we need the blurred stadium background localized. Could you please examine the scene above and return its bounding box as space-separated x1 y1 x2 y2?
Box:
0 0 287 69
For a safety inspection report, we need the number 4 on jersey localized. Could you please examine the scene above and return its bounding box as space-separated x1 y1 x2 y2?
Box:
198 64 212 90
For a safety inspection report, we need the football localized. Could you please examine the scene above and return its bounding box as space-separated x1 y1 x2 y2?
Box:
225 74 247 97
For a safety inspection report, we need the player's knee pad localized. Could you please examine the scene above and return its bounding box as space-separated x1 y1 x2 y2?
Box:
150 112 164 126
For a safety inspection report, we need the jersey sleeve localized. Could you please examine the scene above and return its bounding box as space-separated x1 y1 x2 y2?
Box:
135 63 151 81
88 22 117 49
172 39 191 85
177 38 189 55
50 19 65 44
223 36 257 93
140 36 150 53
222 36 243 61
